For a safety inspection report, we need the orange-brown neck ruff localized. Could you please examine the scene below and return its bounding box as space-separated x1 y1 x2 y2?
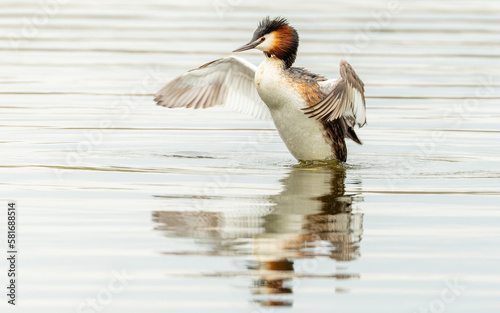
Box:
266 25 298 68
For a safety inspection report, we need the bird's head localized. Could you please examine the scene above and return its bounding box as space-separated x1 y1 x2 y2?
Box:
233 17 299 68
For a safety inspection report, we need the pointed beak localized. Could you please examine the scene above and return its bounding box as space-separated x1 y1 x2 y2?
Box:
233 39 260 52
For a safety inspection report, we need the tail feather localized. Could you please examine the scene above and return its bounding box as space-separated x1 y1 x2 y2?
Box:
340 117 362 145
346 126 362 145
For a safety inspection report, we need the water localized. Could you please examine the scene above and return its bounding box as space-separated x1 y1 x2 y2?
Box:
1 0 500 311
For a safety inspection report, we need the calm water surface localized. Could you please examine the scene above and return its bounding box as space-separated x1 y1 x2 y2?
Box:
1 0 500 312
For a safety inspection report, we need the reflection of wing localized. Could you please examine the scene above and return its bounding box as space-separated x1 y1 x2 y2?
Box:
302 60 366 127
155 56 272 120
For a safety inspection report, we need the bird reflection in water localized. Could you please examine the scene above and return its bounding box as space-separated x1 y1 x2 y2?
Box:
152 165 363 307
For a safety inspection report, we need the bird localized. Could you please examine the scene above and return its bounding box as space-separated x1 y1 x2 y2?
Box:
155 17 366 162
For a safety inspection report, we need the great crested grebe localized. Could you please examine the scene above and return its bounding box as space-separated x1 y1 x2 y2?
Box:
155 17 366 162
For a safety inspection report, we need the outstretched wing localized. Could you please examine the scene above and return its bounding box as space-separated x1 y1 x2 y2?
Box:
302 60 366 127
155 56 271 120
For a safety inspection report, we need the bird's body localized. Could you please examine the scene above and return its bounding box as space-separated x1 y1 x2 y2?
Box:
255 57 335 160
155 17 366 162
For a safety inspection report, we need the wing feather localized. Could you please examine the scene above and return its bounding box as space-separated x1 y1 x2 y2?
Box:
302 60 366 128
155 56 271 120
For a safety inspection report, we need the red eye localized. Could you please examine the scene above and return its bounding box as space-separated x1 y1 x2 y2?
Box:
261 37 265 41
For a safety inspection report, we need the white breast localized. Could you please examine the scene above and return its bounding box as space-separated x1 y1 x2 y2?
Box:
255 58 335 161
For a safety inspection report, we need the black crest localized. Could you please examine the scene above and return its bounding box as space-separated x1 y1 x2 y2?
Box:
252 16 289 40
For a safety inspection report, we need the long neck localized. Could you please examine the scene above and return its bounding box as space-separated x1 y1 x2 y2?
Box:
268 26 299 68
271 47 297 68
